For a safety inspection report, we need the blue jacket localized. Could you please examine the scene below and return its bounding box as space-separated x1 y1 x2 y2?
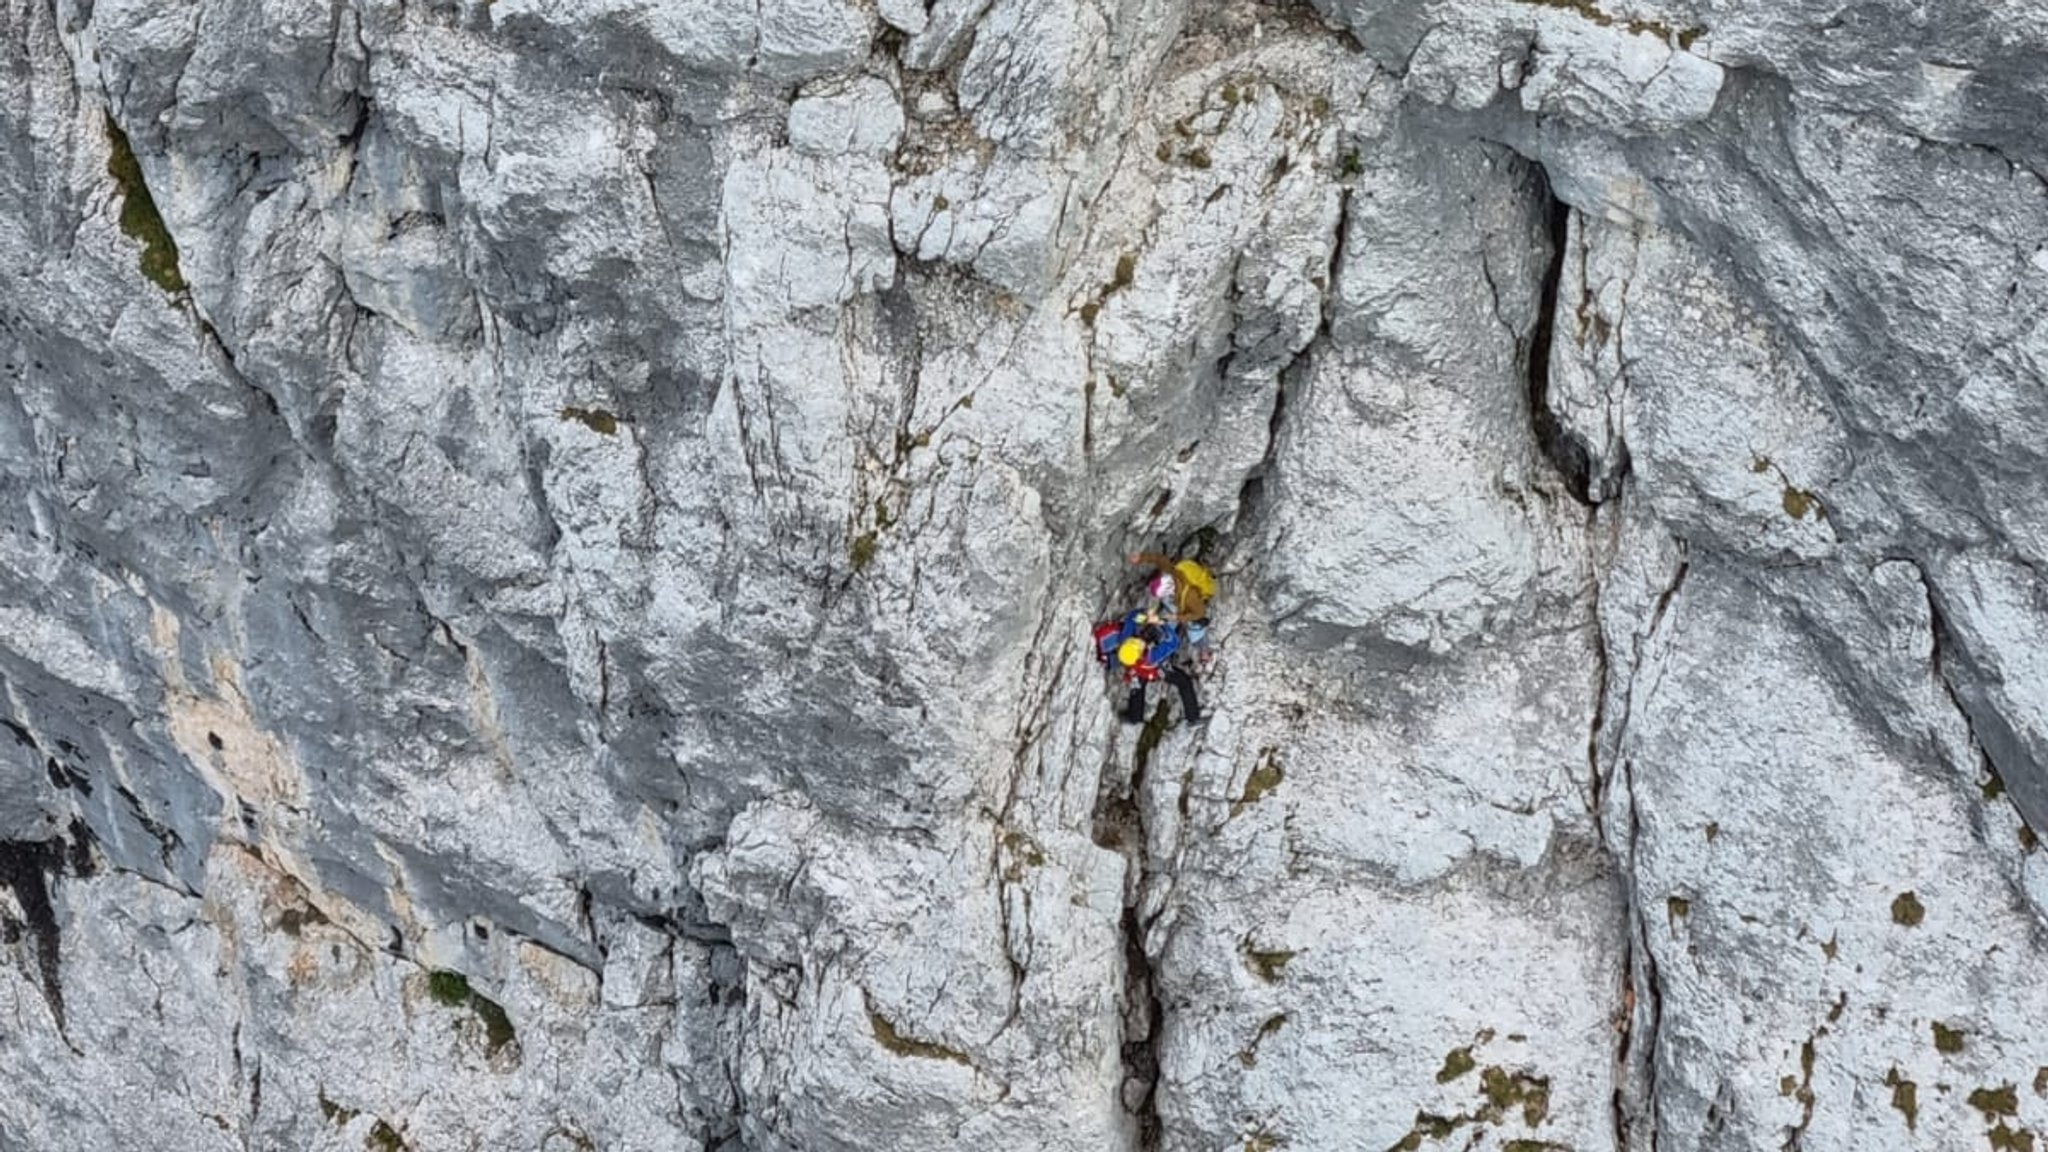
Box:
1096 611 1179 679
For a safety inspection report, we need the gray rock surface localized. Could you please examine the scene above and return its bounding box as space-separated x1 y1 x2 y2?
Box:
4 0 2048 1148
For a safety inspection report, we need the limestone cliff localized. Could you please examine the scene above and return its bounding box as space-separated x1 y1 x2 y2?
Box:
3 0 2047 1148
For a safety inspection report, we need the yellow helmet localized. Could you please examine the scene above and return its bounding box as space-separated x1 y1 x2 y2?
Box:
1117 637 1146 667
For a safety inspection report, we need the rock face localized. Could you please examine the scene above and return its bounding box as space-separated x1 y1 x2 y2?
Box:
3 0 2047 1147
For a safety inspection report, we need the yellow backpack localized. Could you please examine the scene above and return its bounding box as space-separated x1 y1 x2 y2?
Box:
1171 560 1216 599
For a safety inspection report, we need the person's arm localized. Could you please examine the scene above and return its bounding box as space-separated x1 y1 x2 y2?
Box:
1129 551 1176 570
1150 629 1181 664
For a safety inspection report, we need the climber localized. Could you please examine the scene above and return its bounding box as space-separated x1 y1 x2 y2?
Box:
1141 570 1178 628
1153 652 1204 724
1092 611 1203 724
1130 550 1218 665
1092 610 1162 667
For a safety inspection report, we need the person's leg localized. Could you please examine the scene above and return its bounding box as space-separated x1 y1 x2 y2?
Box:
1122 683 1148 724
1166 667 1202 721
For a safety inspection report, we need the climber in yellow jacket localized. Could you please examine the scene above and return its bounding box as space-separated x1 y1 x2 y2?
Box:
1128 551 1217 664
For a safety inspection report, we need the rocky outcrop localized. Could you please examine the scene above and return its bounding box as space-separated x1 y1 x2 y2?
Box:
3 0 2047 1148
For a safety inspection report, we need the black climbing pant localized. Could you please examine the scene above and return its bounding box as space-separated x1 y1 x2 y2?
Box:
1122 685 1148 724
1164 666 1202 722
1121 669 1202 725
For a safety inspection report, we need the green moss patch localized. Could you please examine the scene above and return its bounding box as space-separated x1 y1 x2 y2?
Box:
1891 891 1925 927
1131 698 1176 786
1387 1113 1461 1151
426 970 471 1008
1437 1046 1477 1083
318 1090 359 1127
1990 1124 2038 1152
1238 1013 1288 1068
1078 251 1142 327
472 996 514 1055
1000 829 1045 882
558 406 619 435
849 531 879 571
869 1007 972 1066
1970 1084 2020 1120
1107 253 1137 295
1886 1067 1918 1130
1388 1048 1554 1150
1782 486 1823 520
1933 1021 1967 1054
1240 936 1297 983
1001 830 1044 867
424 970 517 1058
103 115 187 294
279 903 331 936
1232 748 1284 816
367 1119 409 1152
1982 767 2008 800
1154 138 1215 171
1480 1066 1552 1126
1505 0 1705 47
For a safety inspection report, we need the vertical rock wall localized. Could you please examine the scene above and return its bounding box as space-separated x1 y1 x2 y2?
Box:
3 0 2047 1148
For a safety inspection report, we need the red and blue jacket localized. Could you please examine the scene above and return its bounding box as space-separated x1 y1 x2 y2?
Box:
1092 611 1181 683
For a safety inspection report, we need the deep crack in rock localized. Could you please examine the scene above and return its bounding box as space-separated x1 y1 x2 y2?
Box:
1093 700 1170 1151
0 837 69 1036
1526 168 1596 506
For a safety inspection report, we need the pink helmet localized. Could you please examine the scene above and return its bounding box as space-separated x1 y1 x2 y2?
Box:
1148 573 1176 601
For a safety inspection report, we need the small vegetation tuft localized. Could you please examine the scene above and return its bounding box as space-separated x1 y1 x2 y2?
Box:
104 115 186 294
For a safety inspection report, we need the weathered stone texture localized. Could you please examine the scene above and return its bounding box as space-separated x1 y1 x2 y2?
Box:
4 0 2048 1147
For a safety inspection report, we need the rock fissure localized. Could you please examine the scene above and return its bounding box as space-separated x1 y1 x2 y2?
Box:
1525 173 1594 505
1585 542 1613 818
101 112 186 296
1612 754 1666 1152
1118 895 1164 1152
9 0 2048 1146
1228 180 1348 550
1598 551 1689 1152
0 837 68 1038
1908 557 2045 841
1092 698 1172 1151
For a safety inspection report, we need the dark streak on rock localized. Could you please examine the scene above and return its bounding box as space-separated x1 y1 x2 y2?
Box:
0 838 68 1035
1092 700 1171 1150
1915 561 2046 839
1120 899 1163 1152
1602 556 1688 1152
1527 169 1595 505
